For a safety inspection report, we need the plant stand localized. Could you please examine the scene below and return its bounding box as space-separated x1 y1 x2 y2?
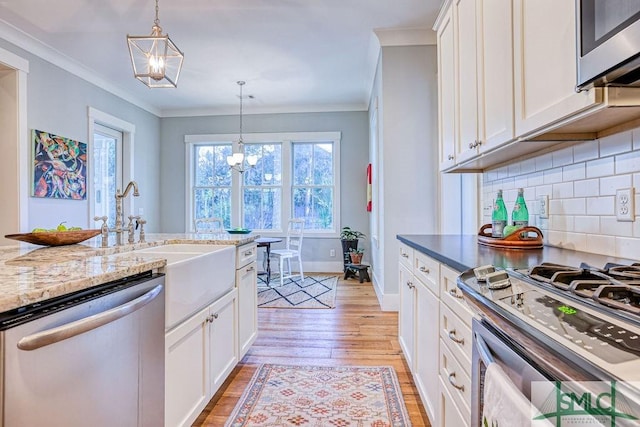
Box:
341 239 359 272
344 263 371 283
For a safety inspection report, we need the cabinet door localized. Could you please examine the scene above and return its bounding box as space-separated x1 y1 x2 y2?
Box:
208 290 238 396
414 279 440 424
398 262 415 369
437 5 457 170
439 377 469 427
513 0 596 137
478 0 515 151
165 306 210 427
238 260 258 358
454 0 480 163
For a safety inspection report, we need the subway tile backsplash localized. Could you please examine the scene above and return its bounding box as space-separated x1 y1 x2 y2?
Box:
482 128 640 261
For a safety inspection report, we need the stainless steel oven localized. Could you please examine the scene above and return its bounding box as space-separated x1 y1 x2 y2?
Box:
577 0 640 90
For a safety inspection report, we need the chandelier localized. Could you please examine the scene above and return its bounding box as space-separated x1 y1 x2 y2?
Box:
227 81 258 173
127 0 184 88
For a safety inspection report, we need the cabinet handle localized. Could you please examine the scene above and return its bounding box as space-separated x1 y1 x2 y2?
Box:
401 252 409 258
448 372 464 391
448 329 464 345
244 250 253 256
447 154 454 160
449 288 463 299
419 266 429 273
477 140 482 146
246 266 255 272
406 280 415 289
206 313 219 323
468 142 474 149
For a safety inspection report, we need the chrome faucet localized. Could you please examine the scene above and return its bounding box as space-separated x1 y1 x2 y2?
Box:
114 181 140 245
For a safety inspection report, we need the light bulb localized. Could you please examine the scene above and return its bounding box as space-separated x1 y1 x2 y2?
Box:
247 155 258 166
226 155 235 166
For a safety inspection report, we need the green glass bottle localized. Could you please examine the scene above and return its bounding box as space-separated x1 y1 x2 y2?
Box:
512 188 529 227
492 190 508 237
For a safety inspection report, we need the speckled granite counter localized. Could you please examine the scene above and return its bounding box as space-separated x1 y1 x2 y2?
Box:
397 234 639 272
0 232 258 312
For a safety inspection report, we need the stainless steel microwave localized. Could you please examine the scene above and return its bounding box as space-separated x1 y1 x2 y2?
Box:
576 0 640 90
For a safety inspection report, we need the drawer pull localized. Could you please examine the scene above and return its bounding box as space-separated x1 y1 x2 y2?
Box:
406 280 415 289
419 266 430 273
447 154 454 160
246 266 255 272
206 313 219 323
448 288 463 299
448 329 464 345
243 250 253 256
448 372 464 391
401 252 409 258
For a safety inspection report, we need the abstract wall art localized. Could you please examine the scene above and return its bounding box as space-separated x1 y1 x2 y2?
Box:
32 129 87 200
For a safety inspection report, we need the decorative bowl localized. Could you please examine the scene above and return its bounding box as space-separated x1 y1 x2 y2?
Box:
225 228 252 234
4 229 102 246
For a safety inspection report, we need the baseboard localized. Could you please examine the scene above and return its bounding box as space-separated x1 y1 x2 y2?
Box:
371 274 399 312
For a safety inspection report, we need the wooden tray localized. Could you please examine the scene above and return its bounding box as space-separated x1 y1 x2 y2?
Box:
477 224 543 249
5 229 101 246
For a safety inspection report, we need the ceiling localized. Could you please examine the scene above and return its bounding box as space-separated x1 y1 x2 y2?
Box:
0 0 441 117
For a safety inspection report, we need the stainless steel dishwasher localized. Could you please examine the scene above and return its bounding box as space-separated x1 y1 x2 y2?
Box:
0 271 165 427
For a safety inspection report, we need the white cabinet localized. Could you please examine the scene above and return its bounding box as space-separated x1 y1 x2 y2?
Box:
165 289 238 427
513 0 596 137
438 377 467 427
398 259 415 369
235 243 258 359
437 5 456 170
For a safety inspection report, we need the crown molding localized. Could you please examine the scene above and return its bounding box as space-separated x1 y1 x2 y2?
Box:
161 102 367 118
0 19 161 117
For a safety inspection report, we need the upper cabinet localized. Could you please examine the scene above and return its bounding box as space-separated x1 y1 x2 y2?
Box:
434 0 640 172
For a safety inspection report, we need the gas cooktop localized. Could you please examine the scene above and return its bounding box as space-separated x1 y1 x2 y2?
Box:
458 262 640 382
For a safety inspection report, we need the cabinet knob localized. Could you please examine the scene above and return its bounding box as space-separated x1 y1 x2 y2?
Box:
401 253 409 258
449 288 463 299
419 266 429 273
206 313 219 323
406 280 414 289
468 142 475 149
448 329 464 344
448 372 464 391
477 140 482 146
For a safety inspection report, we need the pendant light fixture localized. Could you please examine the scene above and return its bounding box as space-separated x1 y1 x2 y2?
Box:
127 0 184 88
227 81 258 173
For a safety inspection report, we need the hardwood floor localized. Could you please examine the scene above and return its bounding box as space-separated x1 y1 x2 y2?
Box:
193 274 431 426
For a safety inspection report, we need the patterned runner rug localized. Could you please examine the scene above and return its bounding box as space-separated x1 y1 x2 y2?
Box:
257 275 338 309
225 364 411 426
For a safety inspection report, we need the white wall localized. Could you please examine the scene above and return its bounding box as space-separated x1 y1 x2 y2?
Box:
159 111 370 268
482 129 640 260
0 38 162 233
369 45 439 308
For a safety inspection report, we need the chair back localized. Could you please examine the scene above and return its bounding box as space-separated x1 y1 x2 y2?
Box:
194 217 225 233
285 219 304 252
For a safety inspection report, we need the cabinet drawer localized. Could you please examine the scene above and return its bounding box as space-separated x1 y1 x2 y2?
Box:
439 339 472 418
399 242 413 269
440 265 473 327
236 243 257 269
440 303 472 371
414 251 440 296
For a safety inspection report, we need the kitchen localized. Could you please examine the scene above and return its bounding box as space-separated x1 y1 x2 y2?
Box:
1 0 640 426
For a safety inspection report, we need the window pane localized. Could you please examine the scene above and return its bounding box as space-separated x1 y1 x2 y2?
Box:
243 188 282 230
195 145 232 186
313 143 333 185
244 143 282 186
292 187 333 230
93 132 119 229
292 143 312 185
194 187 231 227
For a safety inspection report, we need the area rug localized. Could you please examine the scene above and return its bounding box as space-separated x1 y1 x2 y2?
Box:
225 364 411 426
257 275 338 309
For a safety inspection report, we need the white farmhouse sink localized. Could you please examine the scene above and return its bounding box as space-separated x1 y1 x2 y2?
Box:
135 244 236 330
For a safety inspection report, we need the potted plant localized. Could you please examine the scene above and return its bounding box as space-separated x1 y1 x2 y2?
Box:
349 248 364 264
340 226 366 254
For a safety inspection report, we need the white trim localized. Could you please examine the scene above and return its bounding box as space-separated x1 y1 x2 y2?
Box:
87 108 136 226
17 69 28 231
0 20 160 117
163 104 367 118
374 27 436 46
371 277 398 311
185 132 342 144
0 44 29 72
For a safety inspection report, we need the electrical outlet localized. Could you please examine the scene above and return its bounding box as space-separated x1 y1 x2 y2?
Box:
329 249 336 257
538 195 549 219
616 187 635 222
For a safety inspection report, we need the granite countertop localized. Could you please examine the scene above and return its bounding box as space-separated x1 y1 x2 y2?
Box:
397 234 639 272
0 232 259 313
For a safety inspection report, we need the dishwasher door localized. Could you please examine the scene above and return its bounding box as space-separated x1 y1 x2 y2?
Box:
1 274 165 427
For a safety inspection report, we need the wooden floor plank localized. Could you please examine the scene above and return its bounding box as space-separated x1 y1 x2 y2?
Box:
192 276 431 426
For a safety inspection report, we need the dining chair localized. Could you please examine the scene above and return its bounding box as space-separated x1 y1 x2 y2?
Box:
270 219 304 287
194 217 225 233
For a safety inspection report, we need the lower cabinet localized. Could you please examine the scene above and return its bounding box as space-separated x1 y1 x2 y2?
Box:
438 377 467 427
237 259 258 358
165 289 238 427
398 260 415 369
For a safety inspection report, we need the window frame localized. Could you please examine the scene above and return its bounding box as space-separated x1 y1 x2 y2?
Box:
185 131 341 237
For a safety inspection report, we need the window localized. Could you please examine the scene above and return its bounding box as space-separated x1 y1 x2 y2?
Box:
185 132 340 236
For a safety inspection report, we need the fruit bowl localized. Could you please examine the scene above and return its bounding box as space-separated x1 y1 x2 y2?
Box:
225 228 252 234
4 229 102 246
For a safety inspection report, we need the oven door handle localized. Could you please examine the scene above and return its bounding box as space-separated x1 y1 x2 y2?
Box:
17 284 163 351
474 332 495 366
